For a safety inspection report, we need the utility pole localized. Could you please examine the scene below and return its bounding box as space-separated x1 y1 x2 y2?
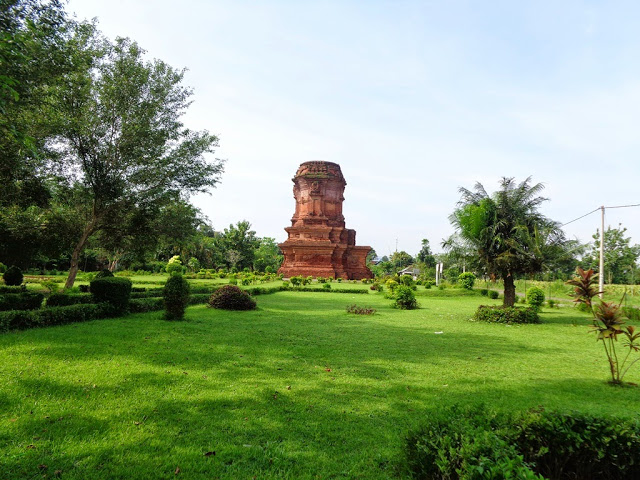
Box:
599 206 605 299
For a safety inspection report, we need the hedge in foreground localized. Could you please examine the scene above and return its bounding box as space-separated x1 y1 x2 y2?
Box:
46 293 94 307
405 404 640 480
472 305 540 324
0 303 113 331
0 292 44 311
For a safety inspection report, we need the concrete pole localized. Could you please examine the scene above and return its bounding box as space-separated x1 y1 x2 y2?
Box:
599 206 605 299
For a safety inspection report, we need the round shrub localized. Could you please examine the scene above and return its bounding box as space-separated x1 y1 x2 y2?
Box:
457 272 476 290
163 274 190 320
208 285 256 311
3 266 23 286
526 286 546 311
488 289 499 299
400 275 414 287
322 282 331 290
394 285 418 310
94 269 114 279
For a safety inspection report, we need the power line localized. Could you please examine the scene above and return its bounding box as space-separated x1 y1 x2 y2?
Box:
560 202 640 227
605 203 640 209
560 208 599 227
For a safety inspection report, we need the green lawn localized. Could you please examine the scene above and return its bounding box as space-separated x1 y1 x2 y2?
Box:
2 290 639 479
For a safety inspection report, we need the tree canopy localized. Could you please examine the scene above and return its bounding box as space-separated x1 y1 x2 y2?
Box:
449 177 566 306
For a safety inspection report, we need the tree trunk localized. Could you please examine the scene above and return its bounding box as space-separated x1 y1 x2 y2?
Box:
503 272 516 307
64 219 96 289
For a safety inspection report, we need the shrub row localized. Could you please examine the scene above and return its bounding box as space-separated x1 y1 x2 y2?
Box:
0 303 113 331
472 305 540 324
284 286 369 294
0 285 26 294
0 292 44 311
405 404 640 480
90 277 132 315
46 293 94 307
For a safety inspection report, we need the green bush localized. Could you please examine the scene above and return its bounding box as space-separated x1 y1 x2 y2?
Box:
228 277 238 285
89 277 132 315
165 255 185 275
457 272 476 290
94 269 114 279
405 405 640 480
488 290 499 299
526 286 545 310
0 303 112 331
129 297 164 313
479 288 489 296
473 305 540 324
0 285 25 294
46 293 94 307
0 292 44 311
289 275 302 286
163 274 190 320
3 266 23 286
322 283 331 290
208 285 256 311
370 283 383 292
405 404 541 480
394 285 418 310
0 262 6 273
401 275 414 287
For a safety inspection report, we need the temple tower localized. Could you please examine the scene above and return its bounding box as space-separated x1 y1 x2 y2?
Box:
278 161 373 279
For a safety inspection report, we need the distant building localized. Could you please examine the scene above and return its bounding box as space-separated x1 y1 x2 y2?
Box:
398 266 421 279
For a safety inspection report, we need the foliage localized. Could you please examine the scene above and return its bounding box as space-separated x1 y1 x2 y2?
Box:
289 276 302 286
416 238 436 268
391 251 413 270
479 288 488 296
252 236 283 273
94 268 114 279
89 277 132 314
566 267 600 310
0 292 44 311
393 285 418 310
207 285 256 311
3 265 23 286
162 274 190 320
165 256 185 275
400 275 415 287
46 293 94 307
526 286 546 311
346 304 376 315
405 404 640 480
0 302 112 332
54 35 223 288
457 272 476 290
370 282 383 292
585 225 640 285
488 290 499 299
322 283 331 290
449 177 565 307
590 301 640 385
623 306 640 322
473 305 540 324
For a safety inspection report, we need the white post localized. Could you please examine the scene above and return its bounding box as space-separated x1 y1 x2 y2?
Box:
435 262 440 286
599 206 605 299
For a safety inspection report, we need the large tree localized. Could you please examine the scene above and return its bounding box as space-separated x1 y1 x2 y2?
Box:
51 36 223 287
449 177 565 306
585 226 640 285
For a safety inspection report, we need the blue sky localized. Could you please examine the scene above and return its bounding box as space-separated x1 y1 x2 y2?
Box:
67 0 640 257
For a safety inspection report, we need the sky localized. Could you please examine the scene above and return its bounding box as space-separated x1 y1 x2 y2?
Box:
66 0 640 257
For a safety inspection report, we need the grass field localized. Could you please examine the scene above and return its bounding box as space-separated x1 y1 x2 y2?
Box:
2 289 639 479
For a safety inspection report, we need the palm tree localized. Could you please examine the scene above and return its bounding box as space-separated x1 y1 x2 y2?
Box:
449 177 565 306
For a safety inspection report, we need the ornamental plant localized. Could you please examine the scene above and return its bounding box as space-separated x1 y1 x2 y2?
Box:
3 266 23 286
393 285 418 310
457 272 476 290
567 267 640 385
163 274 190 320
208 285 256 311
526 286 545 311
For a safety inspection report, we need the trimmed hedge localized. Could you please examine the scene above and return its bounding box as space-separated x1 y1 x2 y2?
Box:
0 285 26 294
90 277 132 314
129 298 163 313
3 265 23 286
472 305 540 324
0 292 44 311
406 405 640 480
284 286 369 294
46 293 94 307
0 303 113 331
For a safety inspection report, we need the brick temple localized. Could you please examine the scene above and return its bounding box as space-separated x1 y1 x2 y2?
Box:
278 161 373 280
